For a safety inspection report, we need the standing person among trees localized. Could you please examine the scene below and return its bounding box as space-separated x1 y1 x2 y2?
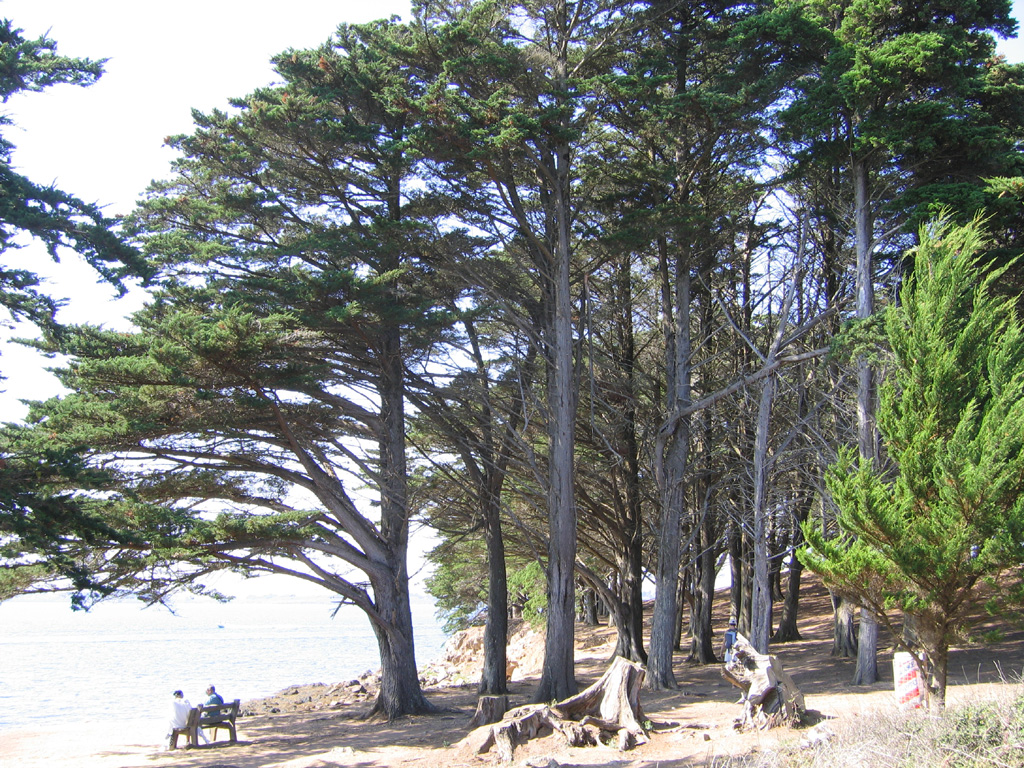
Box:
722 618 739 663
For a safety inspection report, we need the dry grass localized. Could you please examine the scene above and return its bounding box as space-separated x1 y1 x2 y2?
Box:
710 683 1024 768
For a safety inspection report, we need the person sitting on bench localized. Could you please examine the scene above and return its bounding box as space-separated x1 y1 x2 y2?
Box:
165 690 193 750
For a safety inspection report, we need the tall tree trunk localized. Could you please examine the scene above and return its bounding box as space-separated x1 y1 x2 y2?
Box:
614 252 647 664
852 155 879 685
688 511 717 663
369 573 436 719
851 610 878 685
536 127 579 703
768 518 785 602
370 325 434 718
480 496 509 695
772 495 812 643
648 236 691 690
750 373 777 653
675 566 692 652
740 530 754 636
611 553 648 663
582 588 599 625
729 524 743 624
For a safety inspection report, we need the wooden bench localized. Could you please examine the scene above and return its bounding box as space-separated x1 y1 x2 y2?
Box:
168 707 200 750
198 699 240 744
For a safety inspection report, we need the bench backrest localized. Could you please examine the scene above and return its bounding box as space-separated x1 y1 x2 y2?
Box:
199 699 239 722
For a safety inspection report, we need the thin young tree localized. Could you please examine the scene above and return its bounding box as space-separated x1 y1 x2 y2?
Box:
802 215 1024 708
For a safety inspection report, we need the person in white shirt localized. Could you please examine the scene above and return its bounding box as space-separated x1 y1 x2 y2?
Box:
165 690 193 749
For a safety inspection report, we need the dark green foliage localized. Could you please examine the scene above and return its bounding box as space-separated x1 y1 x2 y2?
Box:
780 0 1024 256
0 441 123 604
425 538 489 633
0 17 145 601
507 559 547 627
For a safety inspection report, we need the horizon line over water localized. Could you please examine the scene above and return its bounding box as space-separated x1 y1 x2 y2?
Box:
0 587 448 734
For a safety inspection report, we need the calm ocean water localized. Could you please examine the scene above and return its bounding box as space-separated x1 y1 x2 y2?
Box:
0 586 448 733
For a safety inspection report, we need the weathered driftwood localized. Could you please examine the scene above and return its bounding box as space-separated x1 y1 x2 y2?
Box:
459 656 648 762
721 633 805 730
468 694 509 728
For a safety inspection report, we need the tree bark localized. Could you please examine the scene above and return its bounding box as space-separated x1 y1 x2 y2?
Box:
772 495 812 643
466 657 648 760
852 155 879 684
688 511 717 663
831 592 858 658
750 373 777 653
611 552 648 663
729 524 743 626
369 324 435 719
369 571 437 719
722 634 805 730
480 495 509 695
582 587 599 625
535 119 579 703
648 233 691 690
469 695 509 728
851 609 879 685
740 530 754 636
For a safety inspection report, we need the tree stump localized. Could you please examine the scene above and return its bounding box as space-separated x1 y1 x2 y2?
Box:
468 695 508 728
722 633 805 730
459 656 648 762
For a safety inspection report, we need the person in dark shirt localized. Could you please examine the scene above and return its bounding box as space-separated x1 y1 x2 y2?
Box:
199 684 226 745
204 685 224 708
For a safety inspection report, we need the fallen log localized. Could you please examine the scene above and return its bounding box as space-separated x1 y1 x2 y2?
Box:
722 633 805 730
459 656 649 762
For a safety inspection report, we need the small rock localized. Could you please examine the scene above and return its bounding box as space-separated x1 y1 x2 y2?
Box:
703 732 711 741
800 723 835 749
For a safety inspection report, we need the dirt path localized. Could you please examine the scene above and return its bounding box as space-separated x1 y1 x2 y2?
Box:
3 578 1022 768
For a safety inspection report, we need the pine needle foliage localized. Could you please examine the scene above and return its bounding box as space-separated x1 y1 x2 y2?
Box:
802 215 1024 707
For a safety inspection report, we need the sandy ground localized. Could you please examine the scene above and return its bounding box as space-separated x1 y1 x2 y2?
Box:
3 580 1022 768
